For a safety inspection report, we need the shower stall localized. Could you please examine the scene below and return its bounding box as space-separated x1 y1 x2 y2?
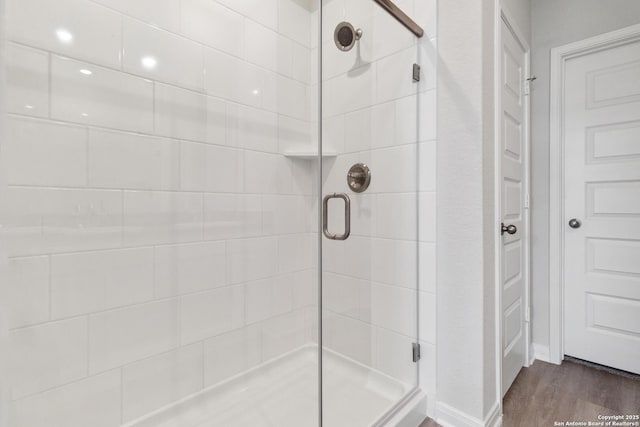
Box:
0 0 436 425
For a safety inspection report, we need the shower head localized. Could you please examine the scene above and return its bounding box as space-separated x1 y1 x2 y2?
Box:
334 22 363 52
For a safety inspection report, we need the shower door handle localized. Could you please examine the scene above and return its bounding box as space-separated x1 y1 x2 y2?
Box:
322 193 351 241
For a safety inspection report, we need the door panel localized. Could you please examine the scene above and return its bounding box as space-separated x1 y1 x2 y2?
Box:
564 37 640 375
500 19 528 395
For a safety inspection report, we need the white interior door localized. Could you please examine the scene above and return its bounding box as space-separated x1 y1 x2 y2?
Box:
500 18 529 395
563 36 640 375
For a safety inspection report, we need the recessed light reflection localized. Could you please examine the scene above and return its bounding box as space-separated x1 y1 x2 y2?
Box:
141 56 157 70
81 113 89 117
24 105 34 110
56 28 73 44
79 69 92 75
252 89 260 96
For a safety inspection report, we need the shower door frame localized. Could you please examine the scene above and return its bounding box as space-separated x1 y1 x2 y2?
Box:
316 0 425 425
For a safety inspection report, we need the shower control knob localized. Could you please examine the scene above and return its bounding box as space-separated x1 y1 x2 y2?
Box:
568 218 582 229
501 223 517 235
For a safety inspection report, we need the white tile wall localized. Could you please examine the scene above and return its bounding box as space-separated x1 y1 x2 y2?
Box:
50 248 155 318
122 344 204 422
6 43 49 117
7 0 123 68
91 0 181 32
88 299 179 373
5 257 50 329
154 84 227 144
5 116 86 187
123 18 205 91
88 129 180 191
10 317 88 399
155 241 228 297
51 56 154 132
203 324 262 386
11 370 121 427
3 0 437 422
122 191 203 246
180 286 245 345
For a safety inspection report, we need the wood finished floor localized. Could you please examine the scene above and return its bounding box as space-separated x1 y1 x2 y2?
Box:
419 359 640 427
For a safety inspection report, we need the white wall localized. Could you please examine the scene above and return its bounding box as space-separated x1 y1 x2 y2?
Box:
436 0 500 424
502 0 531 42
530 0 640 354
2 0 317 424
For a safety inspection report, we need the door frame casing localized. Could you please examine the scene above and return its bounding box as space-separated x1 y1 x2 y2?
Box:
494 1 532 403
548 23 640 365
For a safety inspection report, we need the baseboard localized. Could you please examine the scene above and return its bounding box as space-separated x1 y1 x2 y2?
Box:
426 393 437 420
533 344 550 363
435 401 502 427
484 402 502 427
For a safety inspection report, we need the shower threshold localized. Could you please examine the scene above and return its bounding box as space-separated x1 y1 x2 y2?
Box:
125 344 415 427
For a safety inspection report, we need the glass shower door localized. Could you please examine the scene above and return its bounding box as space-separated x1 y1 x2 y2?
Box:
320 0 423 425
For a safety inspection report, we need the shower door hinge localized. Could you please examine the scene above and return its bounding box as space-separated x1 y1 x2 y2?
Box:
412 342 421 363
412 63 421 82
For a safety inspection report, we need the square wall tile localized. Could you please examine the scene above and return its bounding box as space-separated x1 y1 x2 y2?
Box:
278 0 311 47
180 285 245 345
7 0 122 68
123 191 203 247
180 143 244 193
51 56 154 133
10 371 121 427
227 237 278 284
375 327 417 385
10 317 88 399
245 276 293 324
89 299 179 373
5 256 50 329
204 49 264 108
123 18 204 90
92 0 181 32
6 43 48 117
203 194 261 240
203 325 262 386
217 0 278 31
51 248 155 319
227 103 278 153
181 0 245 56
155 83 227 144
5 117 87 187
262 310 306 360
370 282 417 337
155 241 228 297
88 129 180 191
122 343 203 422
2 187 123 257
245 20 279 72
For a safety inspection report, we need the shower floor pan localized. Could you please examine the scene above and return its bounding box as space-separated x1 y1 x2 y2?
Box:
126 345 414 427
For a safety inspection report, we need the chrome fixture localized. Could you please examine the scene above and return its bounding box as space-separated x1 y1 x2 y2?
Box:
568 218 582 229
347 163 371 193
334 22 363 52
501 223 517 235
322 193 351 240
373 0 424 38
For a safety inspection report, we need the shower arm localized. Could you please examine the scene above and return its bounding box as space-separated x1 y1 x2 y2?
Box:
373 0 424 38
